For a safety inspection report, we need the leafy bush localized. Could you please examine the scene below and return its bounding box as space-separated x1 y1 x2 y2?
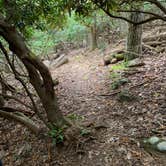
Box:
48 126 64 145
28 30 55 56
28 15 87 56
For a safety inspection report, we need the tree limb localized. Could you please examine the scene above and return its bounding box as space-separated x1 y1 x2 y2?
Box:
145 0 166 14
92 0 166 25
0 106 34 116
117 9 166 21
0 93 33 109
0 109 40 134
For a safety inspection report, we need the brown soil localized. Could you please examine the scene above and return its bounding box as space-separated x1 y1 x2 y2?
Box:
0 46 166 165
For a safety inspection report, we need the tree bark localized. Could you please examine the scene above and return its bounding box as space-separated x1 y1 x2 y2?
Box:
0 20 70 128
126 11 143 60
90 15 98 50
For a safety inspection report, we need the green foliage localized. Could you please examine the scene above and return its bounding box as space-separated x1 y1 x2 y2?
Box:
1 0 68 37
80 128 91 137
113 54 124 61
23 27 35 39
67 113 83 121
48 126 64 145
28 14 87 56
110 62 128 71
1 0 163 39
54 15 87 43
28 30 55 56
110 72 121 79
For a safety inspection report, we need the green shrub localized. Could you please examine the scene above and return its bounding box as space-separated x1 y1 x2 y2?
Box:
48 126 64 145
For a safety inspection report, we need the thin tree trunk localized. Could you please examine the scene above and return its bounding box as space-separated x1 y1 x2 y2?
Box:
90 14 98 50
126 11 143 60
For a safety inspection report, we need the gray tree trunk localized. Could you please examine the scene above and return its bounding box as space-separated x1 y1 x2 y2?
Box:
126 12 143 60
90 14 98 50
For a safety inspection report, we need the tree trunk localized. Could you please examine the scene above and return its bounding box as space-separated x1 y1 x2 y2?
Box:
0 20 70 128
90 15 98 50
126 11 143 60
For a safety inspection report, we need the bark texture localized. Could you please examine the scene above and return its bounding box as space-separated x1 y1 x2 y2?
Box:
90 15 98 50
126 12 143 60
90 26 98 50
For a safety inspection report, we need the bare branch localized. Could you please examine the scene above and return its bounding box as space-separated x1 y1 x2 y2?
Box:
117 9 166 21
100 7 158 25
146 0 166 14
92 0 166 25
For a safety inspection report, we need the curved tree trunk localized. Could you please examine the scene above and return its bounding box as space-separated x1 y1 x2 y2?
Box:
126 11 143 60
0 20 70 128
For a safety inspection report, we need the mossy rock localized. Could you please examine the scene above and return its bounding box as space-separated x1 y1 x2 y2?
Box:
104 53 124 65
110 62 127 71
141 136 166 154
113 54 124 61
127 58 145 67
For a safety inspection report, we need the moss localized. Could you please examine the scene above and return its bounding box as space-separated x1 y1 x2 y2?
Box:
113 53 124 61
110 61 128 71
110 72 121 79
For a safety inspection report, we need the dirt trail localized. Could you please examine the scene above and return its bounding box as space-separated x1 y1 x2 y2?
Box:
51 50 111 119
1 48 165 166
50 49 166 166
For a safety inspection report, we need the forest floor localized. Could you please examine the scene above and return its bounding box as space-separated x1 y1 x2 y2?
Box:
1 38 166 165
51 47 166 166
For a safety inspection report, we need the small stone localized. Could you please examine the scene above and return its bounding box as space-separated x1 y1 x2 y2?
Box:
104 55 112 65
148 136 160 145
127 58 145 67
157 141 166 152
